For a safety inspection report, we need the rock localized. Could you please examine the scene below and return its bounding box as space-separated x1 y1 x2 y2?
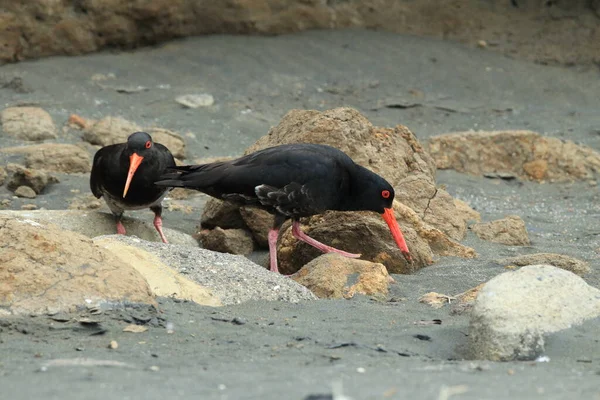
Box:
499 253 590 276
200 199 246 229
471 216 530 246
68 194 103 210
426 130 600 182
291 253 392 299
95 237 221 307
7 165 52 194
146 127 186 159
82 117 186 159
197 227 254 255
93 235 316 305
14 186 36 199
239 207 273 248
453 198 481 223
175 93 214 108
467 265 600 361
82 116 140 146
0 210 197 246
0 107 57 141
0 215 155 315
1 143 92 173
0 166 6 186
277 210 433 275
204 107 475 274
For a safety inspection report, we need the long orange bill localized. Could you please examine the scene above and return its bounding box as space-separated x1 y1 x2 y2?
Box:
123 153 144 198
382 207 412 263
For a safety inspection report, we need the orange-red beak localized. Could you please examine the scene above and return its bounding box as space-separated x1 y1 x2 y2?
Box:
123 153 144 198
382 207 412 262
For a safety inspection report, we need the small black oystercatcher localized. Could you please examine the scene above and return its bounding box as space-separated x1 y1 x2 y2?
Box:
155 143 411 273
90 131 176 243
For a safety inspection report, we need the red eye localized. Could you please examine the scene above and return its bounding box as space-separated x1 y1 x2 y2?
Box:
381 190 390 199
145 141 152 149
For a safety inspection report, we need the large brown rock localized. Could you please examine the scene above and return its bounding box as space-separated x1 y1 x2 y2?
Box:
1 107 57 141
426 130 600 182
203 107 475 274
7 165 54 194
472 216 531 246
197 227 255 255
82 116 186 159
499 253 590 276
291 253 392 299
0 215 155 315
1 143 92 173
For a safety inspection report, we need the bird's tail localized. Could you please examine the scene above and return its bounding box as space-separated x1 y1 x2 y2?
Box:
154 164 220 188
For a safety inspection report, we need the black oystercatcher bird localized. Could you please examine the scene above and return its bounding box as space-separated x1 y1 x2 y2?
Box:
90 131 176 243
155 143 412 273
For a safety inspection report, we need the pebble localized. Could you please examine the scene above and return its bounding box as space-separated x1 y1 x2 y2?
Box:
175 93 214 108
14 186 37 199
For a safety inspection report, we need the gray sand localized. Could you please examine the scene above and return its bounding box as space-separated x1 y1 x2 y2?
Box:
1 30 599 399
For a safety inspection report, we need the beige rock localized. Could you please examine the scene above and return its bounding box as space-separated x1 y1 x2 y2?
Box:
453 198 481 223
499 253 590 276
239 207 274 248
468 265 600 361
0 107 57 141
0 166 6 186
197 227 254 255
472 216 530 246
68 194 103 210
1 143 92 173
0 215 155 315
7 165 52 194
0 210 198 247
291 253 391 299
14 186 36 199
426 130 600 182
94 237 221 307
82 117 186 159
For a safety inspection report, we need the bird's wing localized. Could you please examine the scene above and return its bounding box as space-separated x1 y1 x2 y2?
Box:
89 148 107 198
253 182 317 216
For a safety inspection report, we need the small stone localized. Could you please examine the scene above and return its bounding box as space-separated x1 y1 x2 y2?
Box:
471 216 530 246
14 186 36 199
20 204 38 210
0 166 6 186
477 40 488 48
108 340 118 349
175 94 215 108
149 365 160 372
499 253 590 276
123 324 149 333
1 107 57 141
197 227 254 255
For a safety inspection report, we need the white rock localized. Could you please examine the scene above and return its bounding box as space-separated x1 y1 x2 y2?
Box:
175 93 215 108
468 264 600 361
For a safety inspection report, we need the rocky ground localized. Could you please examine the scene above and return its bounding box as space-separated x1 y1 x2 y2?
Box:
1 29 600 399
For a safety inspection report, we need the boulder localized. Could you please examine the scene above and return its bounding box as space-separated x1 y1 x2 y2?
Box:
1 143 92 173
0 107 57 141
0 210 197 246
0 214 155 315
499 253 590 276
94 235 316 305
202 108 475 274
291 253 392 299
239 207 273 248
6 165 54 194
197 227 255 255
82 117 186 159
467 265 600 361
471 216 530 246
426 130 600 182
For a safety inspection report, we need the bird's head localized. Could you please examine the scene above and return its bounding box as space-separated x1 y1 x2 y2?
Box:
123 131 154 198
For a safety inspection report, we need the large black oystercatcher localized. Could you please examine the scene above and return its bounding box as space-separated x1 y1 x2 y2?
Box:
155 143 411 273
90 131 176 243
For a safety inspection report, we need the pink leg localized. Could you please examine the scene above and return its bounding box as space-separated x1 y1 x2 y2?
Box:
116 220 126 235
267 228 279 273
292 221 361 258
153 214 169 244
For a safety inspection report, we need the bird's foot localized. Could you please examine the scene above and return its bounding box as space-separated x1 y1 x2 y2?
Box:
324 248 361 259
153 215 168 244
116 221 126 235
291 221 361 259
